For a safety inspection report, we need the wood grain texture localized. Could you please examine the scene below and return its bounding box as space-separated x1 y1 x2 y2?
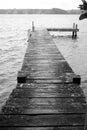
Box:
0 29 86 130
47 28 79 32
0 127 84 130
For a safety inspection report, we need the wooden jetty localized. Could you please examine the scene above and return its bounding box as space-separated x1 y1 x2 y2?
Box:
0 28 86 130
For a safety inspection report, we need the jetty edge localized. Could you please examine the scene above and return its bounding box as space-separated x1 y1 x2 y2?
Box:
0 27 86 130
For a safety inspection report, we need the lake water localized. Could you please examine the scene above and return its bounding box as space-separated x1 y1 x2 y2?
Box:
0 14 87 111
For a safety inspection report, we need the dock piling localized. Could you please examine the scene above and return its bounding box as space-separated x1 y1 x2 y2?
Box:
73 75 81 85
27 29 31 42
75 24 78 38
72 23 78 38
32 21 35 32
17 71 27 83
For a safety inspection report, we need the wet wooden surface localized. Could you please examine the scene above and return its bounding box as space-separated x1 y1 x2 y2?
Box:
0 29 86 130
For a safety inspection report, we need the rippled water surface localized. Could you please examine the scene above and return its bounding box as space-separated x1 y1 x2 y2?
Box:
0 14 87 110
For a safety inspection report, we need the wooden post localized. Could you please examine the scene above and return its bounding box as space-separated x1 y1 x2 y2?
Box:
75 24 78 38
32 21 35 32
73 75 81 85
72 23 75 38
17 71 27 83
27 29 31 42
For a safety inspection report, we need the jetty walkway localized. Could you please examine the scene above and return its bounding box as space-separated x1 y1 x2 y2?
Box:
0 29 86 130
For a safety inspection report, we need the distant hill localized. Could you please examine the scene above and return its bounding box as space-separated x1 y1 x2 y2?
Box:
67 9 81 14
0 8 81 14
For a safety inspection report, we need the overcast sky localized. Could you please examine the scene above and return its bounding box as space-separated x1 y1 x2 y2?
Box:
0 0 82 10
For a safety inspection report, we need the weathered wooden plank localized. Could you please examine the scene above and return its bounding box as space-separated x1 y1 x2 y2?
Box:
16 83 82 89
22 62 73 75
11 83 85 98
0 126 84 130
47 28 79 32
0 114 85 126
17 71 81 84
5 97 86 106
9 89 84 98
2 105 86 114
17 83 84 94
1 97 85 114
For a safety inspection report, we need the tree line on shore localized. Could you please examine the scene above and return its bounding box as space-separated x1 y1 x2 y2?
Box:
0 8 81 14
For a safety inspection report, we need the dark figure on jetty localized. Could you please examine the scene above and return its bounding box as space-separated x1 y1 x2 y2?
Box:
79 0 87 20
